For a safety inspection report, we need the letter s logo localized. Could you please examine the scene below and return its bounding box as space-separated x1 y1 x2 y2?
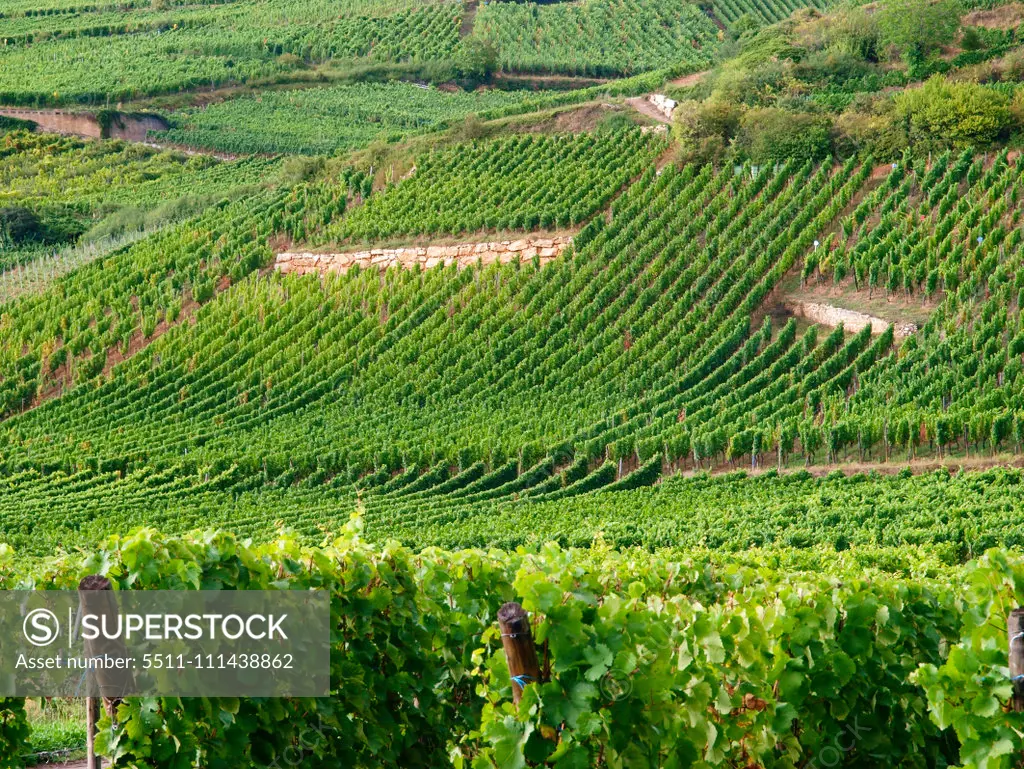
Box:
24 608 60 647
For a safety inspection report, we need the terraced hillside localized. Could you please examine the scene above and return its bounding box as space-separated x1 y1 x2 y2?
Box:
0 130 279 280
0 0 467 104
472 0 720 77
2 137 1024 557
7 0 1024 763
152 81 545 155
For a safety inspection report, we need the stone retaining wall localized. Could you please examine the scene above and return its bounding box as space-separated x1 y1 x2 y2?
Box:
787 300 892 335
648 94 677 120
276 235 573 275
0 109 168 141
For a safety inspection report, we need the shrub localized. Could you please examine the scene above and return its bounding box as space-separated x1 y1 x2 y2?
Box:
793 46 875 84
833 98 902 160
960 26 983 51
455 37 498 84
893 74 1013 151
595 110 637 134
83 207 146 242
735 107 833 162
0 206 44 245
730 12 761 39
822 6 880 61
0 116 35 133
279 155 326 184
275 52 303 68
877 0 961 60
453 113 487 141
673 98 742 162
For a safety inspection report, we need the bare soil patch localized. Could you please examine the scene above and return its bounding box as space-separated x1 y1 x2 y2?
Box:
704 7 727 30
773 273 937 331
964 3 1024 29
625 96 671 124
513 103 631 133
460 0 479 37
676 452 1024 480
667 69 709 89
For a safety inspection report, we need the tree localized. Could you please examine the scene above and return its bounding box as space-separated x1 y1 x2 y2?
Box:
0 206 43 245
730 13 761 39
893 75 1012 151
735 107 833 163
672 98 742 162
456 37 498 83
877 0 961 61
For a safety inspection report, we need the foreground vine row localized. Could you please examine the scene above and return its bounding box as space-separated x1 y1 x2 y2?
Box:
0 524 1019 768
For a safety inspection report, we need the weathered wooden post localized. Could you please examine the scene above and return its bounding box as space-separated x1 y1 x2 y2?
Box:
1008 608 1024 712
79 575 134 768
86 697 101 769
498 602 542 706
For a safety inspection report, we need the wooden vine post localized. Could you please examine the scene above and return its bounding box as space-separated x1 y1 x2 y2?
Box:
86 698 100 769
79 575 135 769
1009 608 1024 712
498 602 542 706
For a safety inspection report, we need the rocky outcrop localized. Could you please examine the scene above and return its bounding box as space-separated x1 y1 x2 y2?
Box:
276 235 573 276
787 301 893 335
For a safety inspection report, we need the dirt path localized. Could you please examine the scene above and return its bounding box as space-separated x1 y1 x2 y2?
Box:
491 73 611 88
670 452 1024 481
460 0 478 37
667 69 709 89
626 96 671 124
139 140 246 161
705 6 727 31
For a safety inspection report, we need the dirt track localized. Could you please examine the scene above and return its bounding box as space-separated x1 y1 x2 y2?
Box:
667 69 709 89
626 96 671 124
672 452 1024 480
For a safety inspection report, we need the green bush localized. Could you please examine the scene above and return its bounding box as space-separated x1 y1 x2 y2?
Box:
454 37 498 84
893 74 1013 151
820 6 880 61
735 106 833 162
595 110 639 134
833 99 901 159
673 98 742 162
0 697 29 769
0 116 35 134
0 207 44 246
876 0 961 60
960 26 984 52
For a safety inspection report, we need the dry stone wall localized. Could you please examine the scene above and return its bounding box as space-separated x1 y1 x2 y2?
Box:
787 301 892 335
277 235 572 275
648 94 677 120
0 109 167 140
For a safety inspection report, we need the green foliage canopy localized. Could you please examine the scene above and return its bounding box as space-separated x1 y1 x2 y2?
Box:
876 0 961 59
893 74 1013 150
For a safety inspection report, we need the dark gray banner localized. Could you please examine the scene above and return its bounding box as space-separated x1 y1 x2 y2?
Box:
0 590 330 697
